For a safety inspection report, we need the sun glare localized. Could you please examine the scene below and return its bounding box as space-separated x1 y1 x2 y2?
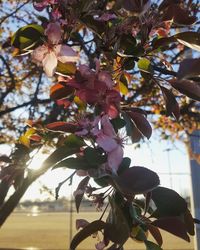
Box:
28 151 48 170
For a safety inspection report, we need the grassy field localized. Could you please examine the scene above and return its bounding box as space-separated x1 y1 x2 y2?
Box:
0 212 194 250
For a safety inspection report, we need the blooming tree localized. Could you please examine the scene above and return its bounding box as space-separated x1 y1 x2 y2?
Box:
0 0 200 249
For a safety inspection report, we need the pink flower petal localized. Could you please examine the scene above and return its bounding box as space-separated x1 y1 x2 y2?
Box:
76 89 98 104
45 22 61 45
95 241 106 250
98 71 113 89
107 104 119 119
96 132 117 152
55 44 78 63
96 13 117 22
32 45 48 63
76 219 89 230
101 115 116 137
42 51 57 77
79 64 93 78
76 170 88 176
108 145 123 173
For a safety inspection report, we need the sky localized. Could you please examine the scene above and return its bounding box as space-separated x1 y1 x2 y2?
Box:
15 132 192 201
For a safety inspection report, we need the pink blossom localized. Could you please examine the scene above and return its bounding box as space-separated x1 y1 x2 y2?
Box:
96 115 123 173
75 65 121 118
76 219 89 230
32 22 78 77
75 116 100 137
91 193 104 210
95 13 117 22
33 0 58 11
95 241 106 250
76 170 88 176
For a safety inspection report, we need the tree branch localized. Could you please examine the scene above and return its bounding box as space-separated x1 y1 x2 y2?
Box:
0 0 31 26
0 98 51 117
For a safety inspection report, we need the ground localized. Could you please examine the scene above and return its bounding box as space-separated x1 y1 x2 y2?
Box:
0 212 194 250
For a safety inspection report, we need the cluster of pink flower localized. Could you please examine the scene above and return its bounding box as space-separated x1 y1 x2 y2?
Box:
33 0 58 11
76 114 123 174
32 22 78 77
31 4 124 249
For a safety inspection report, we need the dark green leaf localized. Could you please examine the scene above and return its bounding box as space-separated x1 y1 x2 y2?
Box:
11 24 44 51
145 240 163 250
151 187 187 217
42 145 81 170
84 147 106 166
133 226 147 242
53 156 91 170
111 117 126 132
94 176 110 187
56 61 77 76
70 220 108 250
117 157 131 175
81 15 105 37
64 134 86 148
120 34 136 55
123 58 135 70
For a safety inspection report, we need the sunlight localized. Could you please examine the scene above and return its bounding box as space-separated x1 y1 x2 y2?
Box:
28 150 48 170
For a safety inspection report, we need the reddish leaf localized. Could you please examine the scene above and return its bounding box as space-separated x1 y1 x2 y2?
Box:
160 86 180 120
175 32 200 52
129 107 147 116
153 32 200 52
70 220 109 250
151 187 187 217
152 36 176 50
144 192 152 216
29 134 42 142
50 83 74 100
46 121 78 133
169 79 200 101
184 209 195 236
122 0 150 13
74 176 90 212
131 123 144 143
127 111 152 139
114 166 160 195
122 112 143 143
159 0 181 11
0 155 11 163
147 224 163 246
177 58 200 80
152 217 190 242
162 4 196 25
56 99 71 108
